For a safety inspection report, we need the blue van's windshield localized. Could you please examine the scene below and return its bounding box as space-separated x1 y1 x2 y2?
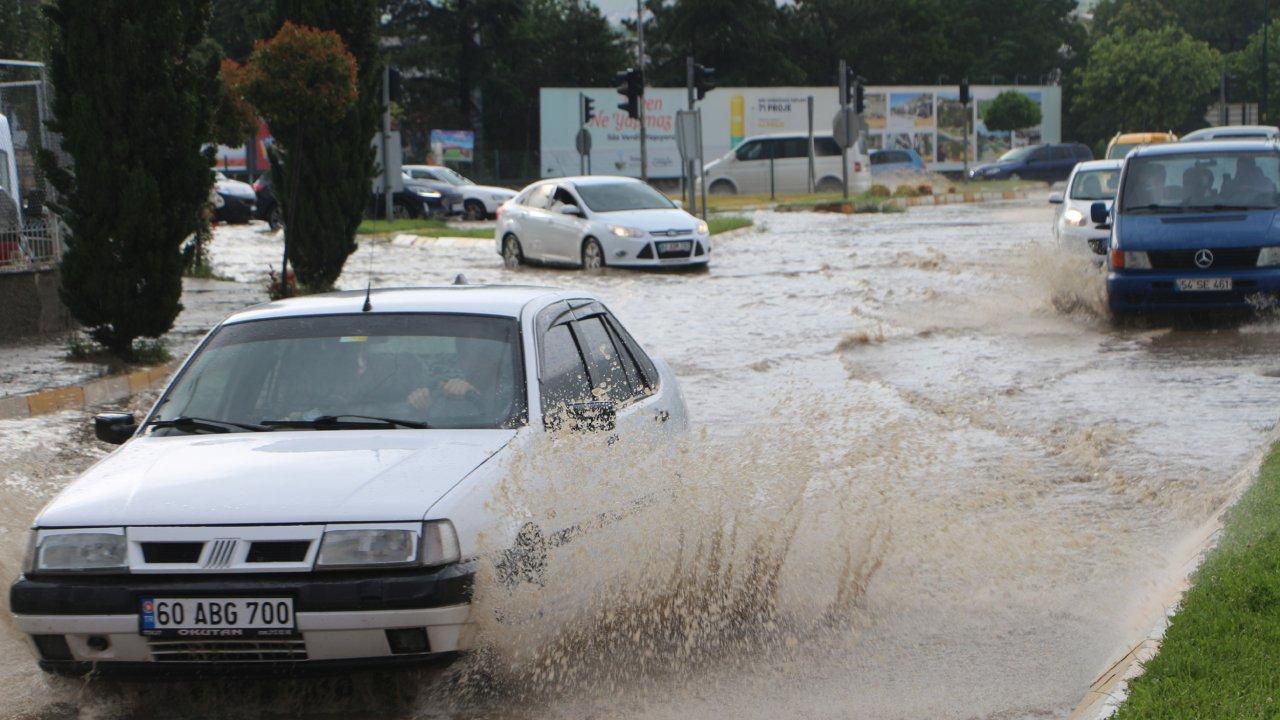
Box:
1120 151 1280 212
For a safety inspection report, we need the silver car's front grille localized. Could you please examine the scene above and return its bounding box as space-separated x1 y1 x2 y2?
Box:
148 637 308 662
650 228 693 237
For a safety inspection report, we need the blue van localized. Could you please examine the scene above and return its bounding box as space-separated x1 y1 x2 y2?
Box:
1100 140 1280 316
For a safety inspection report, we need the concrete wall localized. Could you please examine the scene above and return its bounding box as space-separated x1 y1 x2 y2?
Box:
0 267 73 340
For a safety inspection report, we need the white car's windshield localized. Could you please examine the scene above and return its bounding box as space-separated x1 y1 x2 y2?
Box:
150 313 526 433
574 182 674 212
435 167 474 186
1121 151 1280 212
1070 169 1120 200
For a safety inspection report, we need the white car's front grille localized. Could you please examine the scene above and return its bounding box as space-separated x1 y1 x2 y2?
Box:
148 637 308 662
203 539 239 569
650 228 693 237
127 526 324 574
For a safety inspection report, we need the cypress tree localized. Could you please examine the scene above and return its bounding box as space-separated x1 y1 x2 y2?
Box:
42 0 218 360
270 0 380 292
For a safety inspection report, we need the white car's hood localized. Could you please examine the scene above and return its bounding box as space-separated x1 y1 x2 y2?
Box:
469 185 516 198
600 208 701 232
216 178 256 199
37 429 516 527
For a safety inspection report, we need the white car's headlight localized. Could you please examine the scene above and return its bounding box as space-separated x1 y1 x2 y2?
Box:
610 225 645 238
1063 208 1086 227
317 527 419 569
315 521 460 569
29 529 128 573
490 192 513 202
696 220 709 235
1258 246 1280 267
414 188 442 199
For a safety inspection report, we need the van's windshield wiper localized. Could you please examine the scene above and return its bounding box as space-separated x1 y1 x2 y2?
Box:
261 414 429 430
1124 204 1184 213
1184 204 1269 212
148 416 271 434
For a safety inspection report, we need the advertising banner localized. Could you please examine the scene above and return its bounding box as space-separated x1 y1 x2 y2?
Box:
541 85 1061 178
430 129 475 163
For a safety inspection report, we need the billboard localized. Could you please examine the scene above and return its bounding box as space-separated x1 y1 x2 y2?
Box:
430 129 475 163
541 85 1061 178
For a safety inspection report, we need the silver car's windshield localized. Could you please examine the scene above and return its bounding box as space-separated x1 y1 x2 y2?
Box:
574 182 675 212
435 167 474 186
1121 151 1280 212
1070 169 1120 201
150 313 526 433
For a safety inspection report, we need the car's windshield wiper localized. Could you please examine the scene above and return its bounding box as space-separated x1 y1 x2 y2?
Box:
261 414 429 430
148 416 271 434
1125 204 1184 213
1185 204 1271 212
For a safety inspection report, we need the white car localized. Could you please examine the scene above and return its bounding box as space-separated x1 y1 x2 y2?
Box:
1179 125 1280 143
497 176 710 271
403 165 517 220
10 285 688 675
1049 159 1121 255
702 131 871 196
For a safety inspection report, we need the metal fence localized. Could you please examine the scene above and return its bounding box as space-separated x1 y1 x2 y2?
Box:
1 217 65 270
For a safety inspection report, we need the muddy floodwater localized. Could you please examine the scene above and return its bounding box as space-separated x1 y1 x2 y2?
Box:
4 196 1280 719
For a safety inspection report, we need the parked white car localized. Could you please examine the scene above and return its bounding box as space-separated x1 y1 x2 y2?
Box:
403 165 517 220
10 285 689 675
497 176 710 270
1179 125 1280 143
702 131 871 195
1049 159 1121 255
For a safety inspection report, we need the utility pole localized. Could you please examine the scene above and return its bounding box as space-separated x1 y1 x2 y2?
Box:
381 64 392 221
1265 0 1271 125
686 56 695 213
636 0 647 181
839 59 849 200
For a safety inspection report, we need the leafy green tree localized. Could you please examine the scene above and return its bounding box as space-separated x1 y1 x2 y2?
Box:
267 0 380 292
239 21 360 293
1093 0 1265 54
42 0 218 360
1227 18 1280 118
0 0 49 61
382 0 625 172
642 0 805 86
982 91 1043 133
211 59 259 147
210 0 275 60
1071 27 1220 142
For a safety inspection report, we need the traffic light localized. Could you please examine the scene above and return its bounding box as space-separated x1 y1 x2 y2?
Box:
582 95 595 125
615 68 643 120
694 63 716 101
854 79 866 115
387 67 403 104
842 64 858 105
959 77 971 105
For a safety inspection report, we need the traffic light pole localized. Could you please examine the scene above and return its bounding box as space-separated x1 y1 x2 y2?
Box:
636 0 647 182
579 92 586 176
686 56 697 216
839 60 849 200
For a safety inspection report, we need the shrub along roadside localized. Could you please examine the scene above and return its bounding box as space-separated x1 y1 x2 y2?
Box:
1114 441 1280 718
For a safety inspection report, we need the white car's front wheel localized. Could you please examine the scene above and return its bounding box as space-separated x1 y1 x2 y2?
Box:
502 234 523 269
581 238 605 273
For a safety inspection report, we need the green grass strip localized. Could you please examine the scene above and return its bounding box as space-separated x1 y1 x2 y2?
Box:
1114 441 1280 719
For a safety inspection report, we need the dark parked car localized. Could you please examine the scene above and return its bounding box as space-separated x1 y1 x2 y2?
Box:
401 172 463 216
252 172 281 230
967 143 1093 182
212 172 256 224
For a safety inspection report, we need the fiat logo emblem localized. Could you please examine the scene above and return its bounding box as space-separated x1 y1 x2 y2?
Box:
1194 249 1214 268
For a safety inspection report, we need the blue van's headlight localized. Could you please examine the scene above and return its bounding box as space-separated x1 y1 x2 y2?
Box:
1258 247 1280 267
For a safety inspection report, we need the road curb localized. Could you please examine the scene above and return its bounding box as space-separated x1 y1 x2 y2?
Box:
1068 432 1278 719
0 360 180 421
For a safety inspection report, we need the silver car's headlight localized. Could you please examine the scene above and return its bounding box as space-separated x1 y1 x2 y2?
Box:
315 521 460 569
490 192 512 202
696 220 709 235
29 528 128 573
1063 208 1087 228
1258 247 1280 267
610 225 645 238
414 188 442 199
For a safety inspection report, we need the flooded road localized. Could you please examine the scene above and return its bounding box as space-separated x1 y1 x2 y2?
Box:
4 196 1280 719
